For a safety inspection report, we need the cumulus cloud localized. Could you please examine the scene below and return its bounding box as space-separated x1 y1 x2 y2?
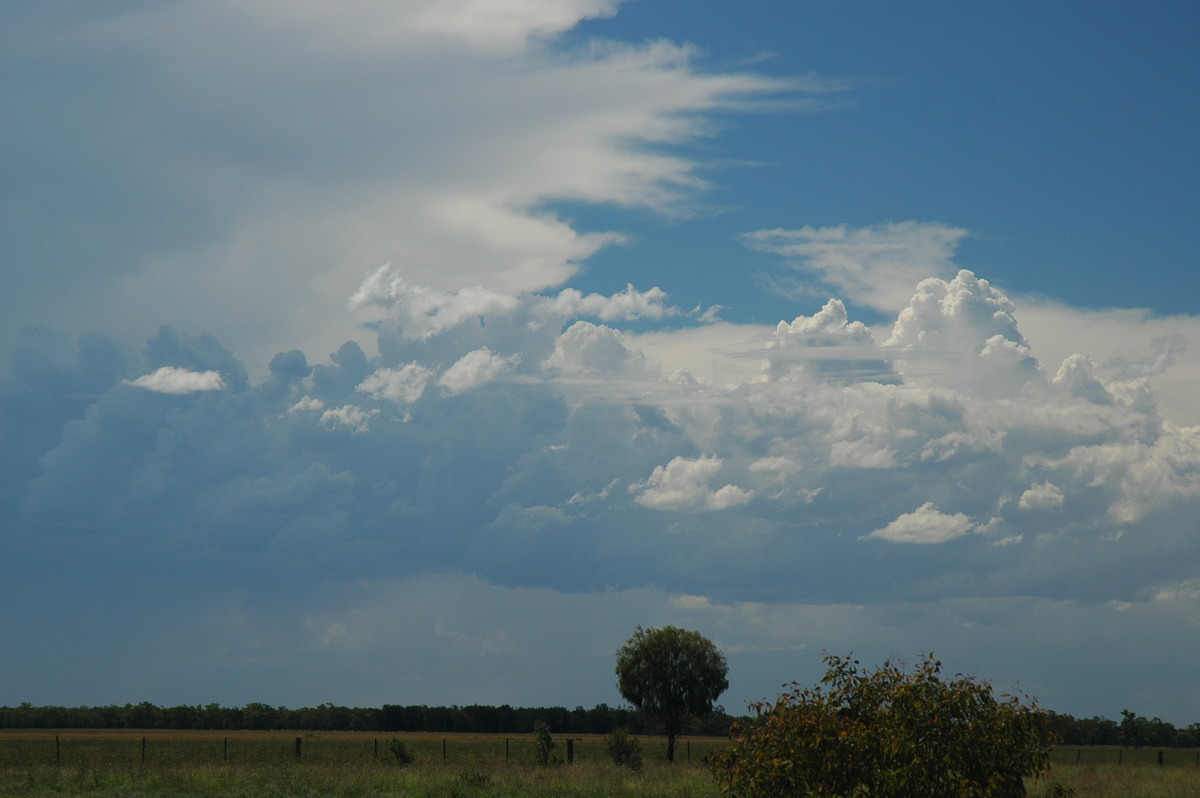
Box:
319 405 377 434
542 321 659 380
885 270 1040 397
1019 481 1065 511
630 454 754 511
358 364 434 404
864 502 976 544
5 261 1200 720
126 366 226 394
439 348 520 395
349 267 523 342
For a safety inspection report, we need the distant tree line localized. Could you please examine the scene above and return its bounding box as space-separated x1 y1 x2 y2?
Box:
2 701 1197 746
0 701 733 737
1044 709 1200 748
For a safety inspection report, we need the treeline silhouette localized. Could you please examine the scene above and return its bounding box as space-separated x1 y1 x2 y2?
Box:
0 701 733 737
3 702 1197 747
1045 709 1200 748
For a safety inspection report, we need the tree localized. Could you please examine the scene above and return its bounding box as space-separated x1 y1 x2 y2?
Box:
615 625 729 762
712 653 1053 798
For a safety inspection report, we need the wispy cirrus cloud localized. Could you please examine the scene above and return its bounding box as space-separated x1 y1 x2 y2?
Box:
745 221 968 314
0 1 801 372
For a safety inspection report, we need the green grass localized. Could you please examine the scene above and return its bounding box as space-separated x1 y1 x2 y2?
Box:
3 733 1200 797
1035 764 1200 798
0 758 718 797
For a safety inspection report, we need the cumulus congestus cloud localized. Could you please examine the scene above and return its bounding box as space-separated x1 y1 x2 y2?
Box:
3 260 1199 717
8 273 1197 603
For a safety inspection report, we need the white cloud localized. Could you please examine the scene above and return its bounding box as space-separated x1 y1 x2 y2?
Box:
319 404 377 434
358 364 434 404
2 3 796 376
287 395 325 414
864 502 976 544
631 454 754 511
126 366 226 394
542 321 659 379
546 284 672 322
744 221 968 313
407 0 624 53
350 267 522 342
885 270 1040 397
438 348 520 395
1015 299 1200 426
1019 481 1065 511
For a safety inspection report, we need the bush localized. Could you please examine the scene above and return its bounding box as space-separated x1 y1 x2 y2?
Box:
385 736 414 766
712 653 1053 798
533 720 559 766
606 727 644 771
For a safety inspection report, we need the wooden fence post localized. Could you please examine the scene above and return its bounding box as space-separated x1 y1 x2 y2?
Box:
566 739 574 764
141 737 146 765
223 738 228 762
442 739 447 762
295 737 302 760
1158 750 1164 766
55 735 60 766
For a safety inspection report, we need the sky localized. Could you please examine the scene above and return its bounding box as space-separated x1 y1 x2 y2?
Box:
2 0 1199 725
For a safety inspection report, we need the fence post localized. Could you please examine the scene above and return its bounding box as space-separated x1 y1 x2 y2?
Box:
374 738 378 759
295 737 302 760
141 737 146 766
224 738 228 762
442 739 446 763
55 735 60 766
1158 750 1164 766
1118 748 1123 765
566 739 574 764
505 738 509 760
1076 749 1080 765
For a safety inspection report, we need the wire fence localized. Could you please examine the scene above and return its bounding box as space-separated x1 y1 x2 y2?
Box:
0 732 727 770
6 734 1195 771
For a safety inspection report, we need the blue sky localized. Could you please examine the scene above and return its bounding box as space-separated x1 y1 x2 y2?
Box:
2 0 1200 724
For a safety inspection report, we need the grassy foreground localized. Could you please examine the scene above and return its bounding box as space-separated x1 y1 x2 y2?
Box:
3 760 1200 798
1 732 1199 796
0 759 718 798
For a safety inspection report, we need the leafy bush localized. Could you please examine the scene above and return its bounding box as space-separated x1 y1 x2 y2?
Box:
533 720 559 766
385 736 414 766
606 727 644 771
712 653 1053 798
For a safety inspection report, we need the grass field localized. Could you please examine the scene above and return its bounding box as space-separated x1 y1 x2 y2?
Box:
2 731 1199 796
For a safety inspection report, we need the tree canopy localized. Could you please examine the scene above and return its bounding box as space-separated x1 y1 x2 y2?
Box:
713 653 1053 797
615 625 729 762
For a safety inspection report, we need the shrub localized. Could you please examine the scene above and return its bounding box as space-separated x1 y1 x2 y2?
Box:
385 736 414 766
712 653 1053 798
606 727 644 771
533 720 559 766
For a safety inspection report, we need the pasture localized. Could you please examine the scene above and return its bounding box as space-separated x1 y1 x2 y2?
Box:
1 730 1198 796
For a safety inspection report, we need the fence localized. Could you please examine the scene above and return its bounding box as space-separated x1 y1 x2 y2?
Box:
0 732 727 770
1051 746 1200 768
